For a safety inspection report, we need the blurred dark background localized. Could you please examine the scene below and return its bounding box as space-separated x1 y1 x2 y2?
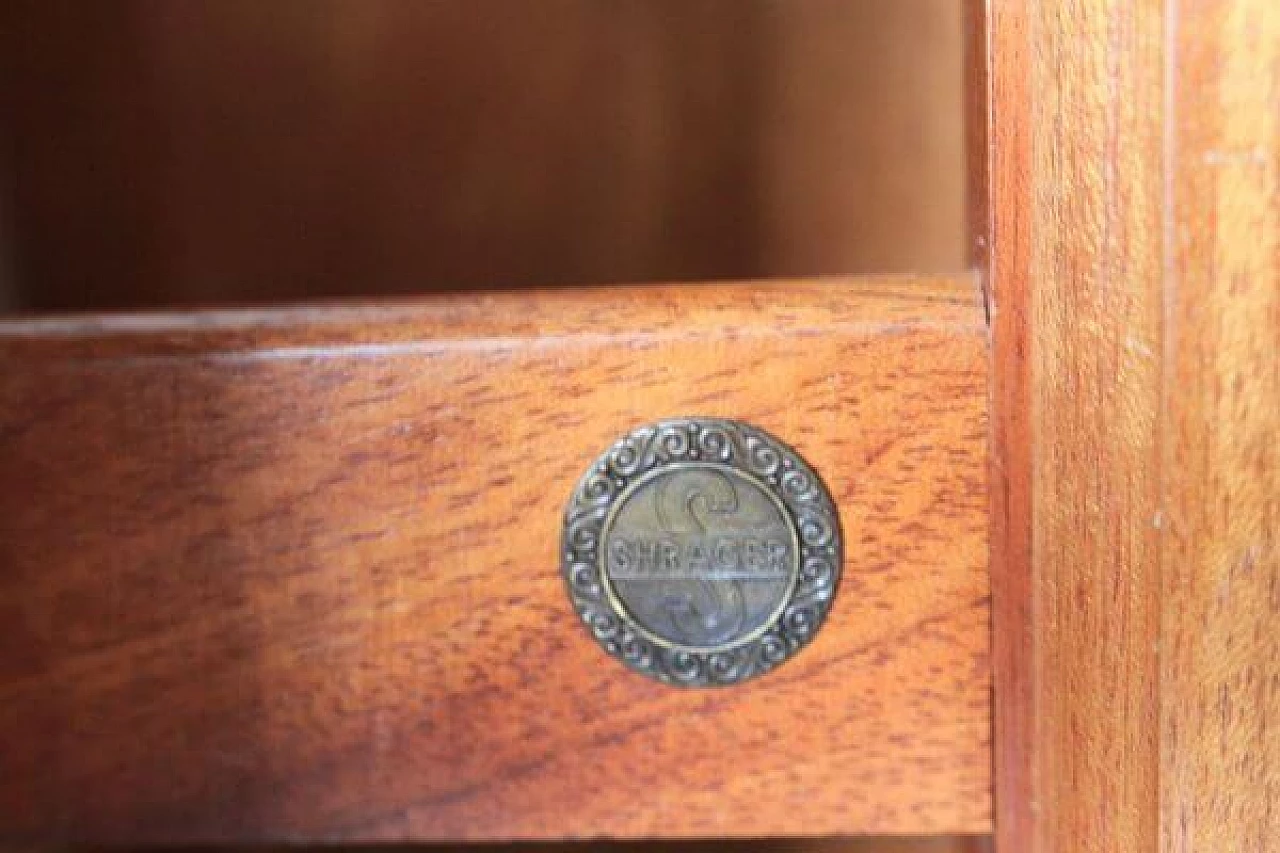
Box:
0 0 964 312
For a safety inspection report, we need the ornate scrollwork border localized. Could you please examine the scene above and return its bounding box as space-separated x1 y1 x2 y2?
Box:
561 418 843 687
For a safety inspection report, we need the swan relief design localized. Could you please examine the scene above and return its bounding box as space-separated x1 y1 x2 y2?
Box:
603 464 795 650
653 468 747 646
563 418 841 686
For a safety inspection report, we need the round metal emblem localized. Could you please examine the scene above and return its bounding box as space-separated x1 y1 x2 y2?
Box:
562 418 842 686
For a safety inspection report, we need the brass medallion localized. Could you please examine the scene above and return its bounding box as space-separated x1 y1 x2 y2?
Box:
562 418 842 686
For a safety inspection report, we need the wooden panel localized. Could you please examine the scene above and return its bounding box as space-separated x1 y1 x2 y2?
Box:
1162 2 1278 849
989 0 1166 848
980 1 1033 848
988 1 1165 849
422 839 994 853
987 0 1277 850
0 277 991 841
0 840 994 853
85 840 993 853
0 0 964 311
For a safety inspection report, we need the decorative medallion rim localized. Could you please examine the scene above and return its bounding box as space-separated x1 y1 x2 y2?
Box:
561 417 843 687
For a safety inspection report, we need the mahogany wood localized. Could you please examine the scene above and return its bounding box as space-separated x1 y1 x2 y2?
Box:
981 0 1034 847
0 277 991 842
1161 2 1278 848
986 0 1277 849
988 2 1164 848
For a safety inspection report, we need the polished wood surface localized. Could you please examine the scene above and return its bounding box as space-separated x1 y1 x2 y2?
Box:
988 2 1164 849
987 0 1277 850
0 0 964 311
1162 2 1278 849
0 277 991 841
425 840 993 853
981 1 1032 848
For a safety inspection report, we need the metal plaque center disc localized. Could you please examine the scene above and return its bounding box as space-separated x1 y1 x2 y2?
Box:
562 418 842 687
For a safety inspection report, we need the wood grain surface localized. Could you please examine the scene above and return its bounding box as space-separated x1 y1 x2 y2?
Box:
988 1 1165 849
979 1 1032 845
390 839 994 853
0 277 991 842
1162 2 1279 849
987 0 1277 850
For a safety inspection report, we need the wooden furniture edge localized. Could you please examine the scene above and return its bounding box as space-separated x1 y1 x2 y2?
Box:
986 0 1277 850
0 274 993 841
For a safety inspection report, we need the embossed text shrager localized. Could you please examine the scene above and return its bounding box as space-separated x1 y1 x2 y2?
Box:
562 418 842 686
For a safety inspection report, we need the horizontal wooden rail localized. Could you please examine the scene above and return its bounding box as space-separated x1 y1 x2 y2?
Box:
0 277 991 841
